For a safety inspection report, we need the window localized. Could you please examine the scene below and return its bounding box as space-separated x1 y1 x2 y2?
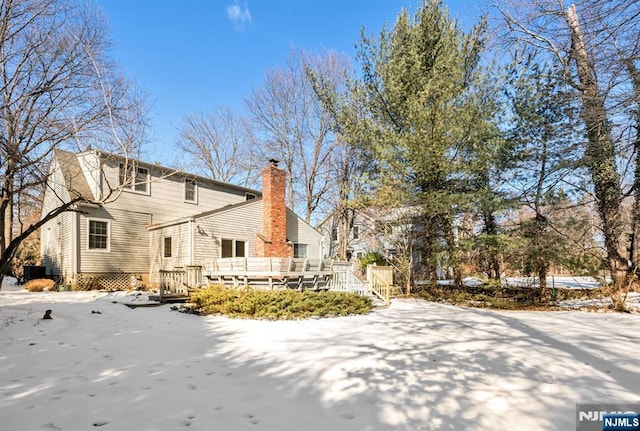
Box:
245 193 257 201
235 240 246 257
134 167 149 193
294 244 307 258
185 179 197 202
353 226 359 239
221 239 246 258
118 163 130 187
118 163 149 193
88 220 109 250
331 228 338 241
164 237 172 258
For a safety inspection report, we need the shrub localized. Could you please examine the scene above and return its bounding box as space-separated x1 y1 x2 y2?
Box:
24 278 56 292
190 285 374 320
359 251 387 271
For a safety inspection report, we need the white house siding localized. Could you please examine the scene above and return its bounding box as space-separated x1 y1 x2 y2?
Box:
77 207 151 273
41 212 72 277
149 201 323 276
56 211 74 278
148 221 193 288
41 158 73 277
193 200 263 264
100 159 255 224
285 209 322 258
159 222 191 268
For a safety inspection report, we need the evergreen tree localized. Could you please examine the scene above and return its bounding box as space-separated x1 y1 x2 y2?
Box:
344 0 500 287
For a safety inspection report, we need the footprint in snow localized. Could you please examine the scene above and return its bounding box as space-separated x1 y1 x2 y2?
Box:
244 413 259 424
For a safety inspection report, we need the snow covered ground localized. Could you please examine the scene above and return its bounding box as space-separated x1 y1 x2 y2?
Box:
1 279 639 431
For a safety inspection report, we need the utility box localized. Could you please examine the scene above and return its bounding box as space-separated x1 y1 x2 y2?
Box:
23 265 46 282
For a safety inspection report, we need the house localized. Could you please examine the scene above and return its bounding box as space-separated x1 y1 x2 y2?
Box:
318 210 377 262
40 150 324 289
318 206 426 282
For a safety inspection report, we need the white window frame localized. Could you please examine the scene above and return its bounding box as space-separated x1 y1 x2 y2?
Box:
118 162 150 195
184 178 197 203
220 238 246 258
87 218 110 252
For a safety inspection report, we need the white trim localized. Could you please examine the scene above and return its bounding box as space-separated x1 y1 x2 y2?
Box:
87 218 111 252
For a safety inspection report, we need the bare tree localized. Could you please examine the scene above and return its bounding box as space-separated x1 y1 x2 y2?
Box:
0 0 147 284
497 0 640 308
245 47 350 223
177 107 260 187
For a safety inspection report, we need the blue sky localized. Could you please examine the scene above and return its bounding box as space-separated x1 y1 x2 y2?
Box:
97 0 487 164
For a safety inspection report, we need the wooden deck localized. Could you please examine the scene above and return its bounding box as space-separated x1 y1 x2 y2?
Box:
204 257 334 290
156 259 392 307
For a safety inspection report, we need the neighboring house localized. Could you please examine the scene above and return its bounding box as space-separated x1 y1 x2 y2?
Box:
319 206 425 268
318 211 378 262
40 150 324 289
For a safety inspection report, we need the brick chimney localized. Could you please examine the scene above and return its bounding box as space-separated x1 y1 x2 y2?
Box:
256 159 292 257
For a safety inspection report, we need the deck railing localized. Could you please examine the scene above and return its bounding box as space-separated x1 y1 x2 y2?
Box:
158 265 203 302
156 259 389 305
368 266 392 308
328 262 369 295
205 257 333 290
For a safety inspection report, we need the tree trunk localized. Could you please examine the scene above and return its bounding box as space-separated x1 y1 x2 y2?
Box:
442 215 463 289
482 211 501 279
423 219 439 288
337 208 353 261
623 58 640 278
565 5 629 306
